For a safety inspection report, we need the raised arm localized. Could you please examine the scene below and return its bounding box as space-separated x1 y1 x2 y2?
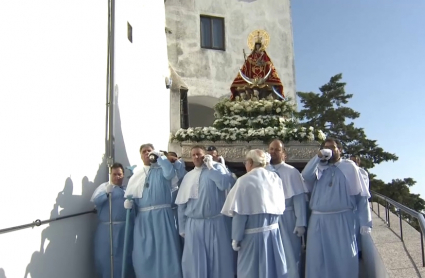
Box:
208 163 235 191
156 155 176 180
173 159 187 181
301 155 321 190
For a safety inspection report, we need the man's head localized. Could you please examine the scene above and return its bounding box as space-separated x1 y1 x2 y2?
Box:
268 139 284 165
139 143 154 166
321 138 342 163
245 149 267 172
206 146 219 162
350 155 361 166
191 145 206 167
110 163 124 186
167 151 179 163
168 151 178 158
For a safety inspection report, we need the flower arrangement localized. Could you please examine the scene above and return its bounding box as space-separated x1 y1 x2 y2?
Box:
170 95 326 144
214 97 295 118
213 115 296 129
171 126 326 143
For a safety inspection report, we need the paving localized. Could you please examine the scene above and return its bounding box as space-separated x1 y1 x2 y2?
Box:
370 202 425 277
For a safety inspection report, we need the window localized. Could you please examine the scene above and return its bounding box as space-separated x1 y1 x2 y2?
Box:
200 15 225 50
180 89 189 129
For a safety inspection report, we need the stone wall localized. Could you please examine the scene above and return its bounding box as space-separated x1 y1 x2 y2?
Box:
164 0 297 107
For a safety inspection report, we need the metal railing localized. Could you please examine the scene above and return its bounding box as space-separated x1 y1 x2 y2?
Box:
0 209 97 235
370 190 425 267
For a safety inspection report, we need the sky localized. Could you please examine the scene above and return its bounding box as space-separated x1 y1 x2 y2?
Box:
290 0 425 197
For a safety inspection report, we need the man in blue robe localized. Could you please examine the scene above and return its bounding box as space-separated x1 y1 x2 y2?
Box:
124 144 182 278
167 151 187 245
222 149 288 278
91 162 135 278
302 138 372 278
350 155 370 259
175 145 235 278
266 139 308 278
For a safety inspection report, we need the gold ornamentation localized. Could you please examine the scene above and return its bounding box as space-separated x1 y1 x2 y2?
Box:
247 30 270 51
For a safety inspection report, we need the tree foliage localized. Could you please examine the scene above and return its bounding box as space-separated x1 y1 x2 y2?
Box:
297 73 424 229
297 73 398 169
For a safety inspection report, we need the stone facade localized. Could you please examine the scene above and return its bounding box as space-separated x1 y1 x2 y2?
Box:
164 0 296 112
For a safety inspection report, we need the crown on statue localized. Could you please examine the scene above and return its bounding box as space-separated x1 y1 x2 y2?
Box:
255 31 262 44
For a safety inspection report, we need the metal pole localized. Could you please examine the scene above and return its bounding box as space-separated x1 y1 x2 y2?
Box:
387 202 391 228
384 201 388 224
398 210 403 242
105 0 115 274
0 210 96 235
121 195 133 278
108 191 114 278
377 201 380 218
421 230 425 267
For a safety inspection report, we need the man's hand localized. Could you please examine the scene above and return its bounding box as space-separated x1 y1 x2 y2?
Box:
203 155 214 170
319 149 332 160
232 240 240 251
106 184 114 194
124 199 133 209
265 152 271 164
168 156 178 163
180 233 185 238
149 151 163 158
293 226 305 237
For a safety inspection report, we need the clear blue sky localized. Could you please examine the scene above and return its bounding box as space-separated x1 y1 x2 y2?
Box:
291 0 425 197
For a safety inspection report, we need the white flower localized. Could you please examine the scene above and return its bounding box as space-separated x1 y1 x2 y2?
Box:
260 107 265 112
307 133 315 141
318 130 326 140
309 126 314 131
276 108 281 113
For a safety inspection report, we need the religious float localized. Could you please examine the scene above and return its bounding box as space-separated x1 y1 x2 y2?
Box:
170 30 325 174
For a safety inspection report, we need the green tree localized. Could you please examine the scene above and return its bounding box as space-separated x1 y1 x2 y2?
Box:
296 73 425 230
296 73 398 169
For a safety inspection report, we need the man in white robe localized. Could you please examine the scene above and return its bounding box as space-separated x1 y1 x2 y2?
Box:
266 139 307 278
222 149 288 278
302 138 372 278
175 145 235 278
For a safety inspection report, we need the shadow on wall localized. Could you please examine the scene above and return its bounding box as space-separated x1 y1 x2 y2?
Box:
0 268 6 278
188 103 215 127
24 102 131 278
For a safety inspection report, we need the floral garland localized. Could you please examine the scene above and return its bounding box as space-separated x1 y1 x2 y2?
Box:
214 97 296 118
171 126 326 143
213 115 297 129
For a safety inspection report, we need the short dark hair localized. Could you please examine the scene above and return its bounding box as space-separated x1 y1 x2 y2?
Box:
111 162 124 173
206 146 217 152
191 145 206 152
268 138 284 148
321 137 342 151
139 143 154 152
350 155 361 166
168 151 178 158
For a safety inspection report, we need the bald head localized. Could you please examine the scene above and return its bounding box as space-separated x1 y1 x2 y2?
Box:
268 139 284 165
